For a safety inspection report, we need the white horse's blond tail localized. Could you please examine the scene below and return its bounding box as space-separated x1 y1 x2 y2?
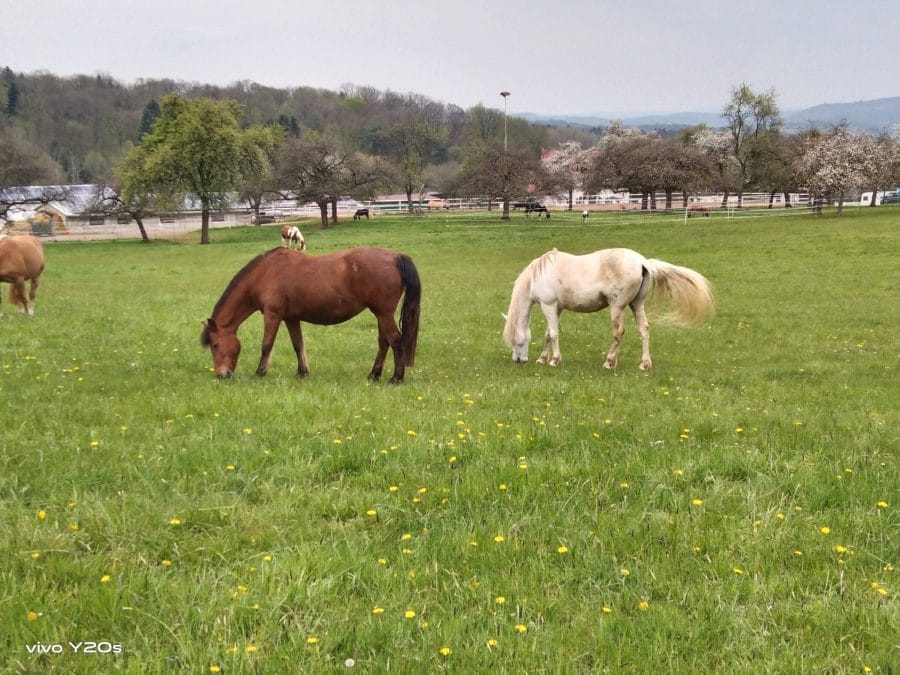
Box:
643 259 714 326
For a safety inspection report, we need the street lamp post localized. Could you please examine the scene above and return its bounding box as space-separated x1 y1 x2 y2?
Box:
499 91 511 220
500 91 510 152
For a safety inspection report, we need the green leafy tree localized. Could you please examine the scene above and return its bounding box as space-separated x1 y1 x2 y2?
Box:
237 123 284 225
119 95 247 244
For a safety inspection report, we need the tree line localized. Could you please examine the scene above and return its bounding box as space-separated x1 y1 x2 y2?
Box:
1 67 898 242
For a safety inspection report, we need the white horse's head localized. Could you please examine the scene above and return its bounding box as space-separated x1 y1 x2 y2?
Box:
501 312 531 364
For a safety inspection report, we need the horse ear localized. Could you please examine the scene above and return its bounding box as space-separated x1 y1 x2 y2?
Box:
200 318 216 348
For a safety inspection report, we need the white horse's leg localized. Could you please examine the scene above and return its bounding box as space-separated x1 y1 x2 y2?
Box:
536 303 562 366
603 305 625 369
632 302 652 370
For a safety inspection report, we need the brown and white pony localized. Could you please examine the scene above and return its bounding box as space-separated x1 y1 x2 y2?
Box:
0 235 45 316
503 248 713 370
280 225 306 250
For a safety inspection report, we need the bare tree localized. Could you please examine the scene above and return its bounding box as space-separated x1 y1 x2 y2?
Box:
722 83 782 207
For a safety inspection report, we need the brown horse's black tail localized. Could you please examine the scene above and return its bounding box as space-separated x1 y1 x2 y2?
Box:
396 254 421 366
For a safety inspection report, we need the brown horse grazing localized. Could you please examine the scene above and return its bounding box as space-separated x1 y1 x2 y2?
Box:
200 246 421 382
0 235 45 316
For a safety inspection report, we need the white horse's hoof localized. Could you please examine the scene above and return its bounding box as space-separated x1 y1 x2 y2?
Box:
603 360 616 370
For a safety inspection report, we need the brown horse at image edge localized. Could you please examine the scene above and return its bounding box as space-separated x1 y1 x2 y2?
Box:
0 235 45 316
200 246 420 383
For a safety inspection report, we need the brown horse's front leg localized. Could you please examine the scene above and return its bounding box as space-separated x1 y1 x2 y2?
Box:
256 314 281 376
285 321 309 378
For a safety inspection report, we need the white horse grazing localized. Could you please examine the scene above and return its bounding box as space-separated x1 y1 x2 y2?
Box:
503 248 714 370
280 225 306 250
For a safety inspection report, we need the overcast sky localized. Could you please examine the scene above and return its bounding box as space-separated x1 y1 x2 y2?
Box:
2 0 898 115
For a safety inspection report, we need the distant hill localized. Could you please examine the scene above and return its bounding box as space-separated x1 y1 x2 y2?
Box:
783 97 900 131
523 97 900 132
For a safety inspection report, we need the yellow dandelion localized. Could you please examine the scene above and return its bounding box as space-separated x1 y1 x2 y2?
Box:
168 517 181 526
556 545 569 554
262 554 272 562
332 438 342 444
242 427 252 434
418 486 427 494
388 485 399 492
448 455 457 463
735 427 743 433
30 551 40 559
407 429 417 436
400 532 412 540
67 522 79 531
620 567 630 576
377 557 387 565
819 526 831 535
514 623 527 633
876 501 888 508
37 509 46 520
439 646 452 656
306 636 319 645
793 550 804 556
27 610 38 621
776 512 785 519
226 464 235 471
225 645 237 654
672 469 684 476
834 545 848 554
518 462 528 470
619 482 629 489
244 644 257 653
493 535 505 543
209 666 221 673
602 606 612 614
495 595 506 604
732 567 744 575
498 483 507 490
372 605 385 614
403 609 416 619
161 559 172 566
100 574 111 583
638 599 650 611
691 498 703 506
90 440 99 447
366 509 377 516
486 638 498 647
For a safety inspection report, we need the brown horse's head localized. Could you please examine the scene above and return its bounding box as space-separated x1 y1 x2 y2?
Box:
200 318 241 378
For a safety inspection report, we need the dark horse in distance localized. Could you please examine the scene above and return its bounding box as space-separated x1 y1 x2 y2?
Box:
200 246 421 382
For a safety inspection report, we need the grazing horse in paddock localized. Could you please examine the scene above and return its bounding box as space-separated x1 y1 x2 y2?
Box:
353 208 370 220
524 203 550 219
0 235 45 316
200 246 421 383
687 205 710 218
503 248 713 370
581 210 589 223
280 225 306 250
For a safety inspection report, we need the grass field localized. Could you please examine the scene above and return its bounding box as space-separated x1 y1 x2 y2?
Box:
1 207 897 673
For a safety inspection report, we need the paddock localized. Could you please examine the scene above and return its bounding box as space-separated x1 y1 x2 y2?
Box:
3 209 895 672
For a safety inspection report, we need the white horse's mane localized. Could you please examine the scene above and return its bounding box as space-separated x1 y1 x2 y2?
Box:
503 249 559 346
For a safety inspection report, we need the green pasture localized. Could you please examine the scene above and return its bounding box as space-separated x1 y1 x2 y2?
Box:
1 207 897 673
